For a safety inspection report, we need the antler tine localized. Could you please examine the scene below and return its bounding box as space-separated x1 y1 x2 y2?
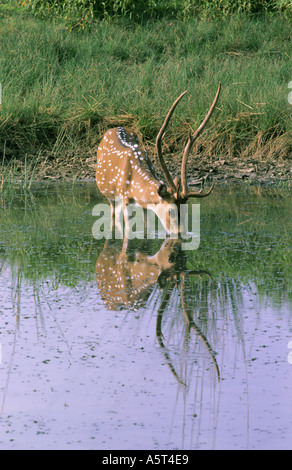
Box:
181 82 221 198
156 90 188 192
186 181 214 198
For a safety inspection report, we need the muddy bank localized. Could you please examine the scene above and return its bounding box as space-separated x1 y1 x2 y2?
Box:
3 146 292 185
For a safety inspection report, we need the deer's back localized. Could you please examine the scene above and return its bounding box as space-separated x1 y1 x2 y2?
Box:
96 127 158 202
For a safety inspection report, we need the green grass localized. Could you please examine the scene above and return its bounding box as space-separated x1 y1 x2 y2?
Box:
0 1 291 182
20 0 292 26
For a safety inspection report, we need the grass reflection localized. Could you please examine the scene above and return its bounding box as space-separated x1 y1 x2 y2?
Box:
0 183 291 304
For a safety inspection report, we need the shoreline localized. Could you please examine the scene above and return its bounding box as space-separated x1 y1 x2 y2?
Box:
0 158 292 189
2 148 291 187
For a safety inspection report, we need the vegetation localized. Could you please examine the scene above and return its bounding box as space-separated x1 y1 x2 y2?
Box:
0 1 291 183
21 0 292 28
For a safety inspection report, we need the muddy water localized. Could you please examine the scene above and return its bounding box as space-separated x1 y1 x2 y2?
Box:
0 183 291 450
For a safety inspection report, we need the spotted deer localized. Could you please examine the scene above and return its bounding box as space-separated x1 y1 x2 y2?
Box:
96 83 221 234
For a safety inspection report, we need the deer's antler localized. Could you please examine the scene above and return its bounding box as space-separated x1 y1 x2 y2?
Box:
181 82 221 198
156 91 188 193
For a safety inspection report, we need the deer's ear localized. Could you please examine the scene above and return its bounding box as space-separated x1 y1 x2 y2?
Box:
158 184 168 198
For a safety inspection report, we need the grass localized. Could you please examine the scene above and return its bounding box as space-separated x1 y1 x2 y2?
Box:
20 0 292 26
1 147 41 194
0 1 291 184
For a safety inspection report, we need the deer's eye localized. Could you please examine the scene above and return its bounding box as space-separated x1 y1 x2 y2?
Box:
169 253 175 263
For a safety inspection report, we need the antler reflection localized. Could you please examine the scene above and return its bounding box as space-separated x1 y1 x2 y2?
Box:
96 236 220 384
156 269 220 385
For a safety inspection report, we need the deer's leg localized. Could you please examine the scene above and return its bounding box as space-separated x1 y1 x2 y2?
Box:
109 200 116 238
143 207 148 239
109 198 123 239
110 200 115 222
115 200 123 224
123 199 131 237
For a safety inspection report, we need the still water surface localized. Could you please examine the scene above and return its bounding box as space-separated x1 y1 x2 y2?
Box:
0 183 291 450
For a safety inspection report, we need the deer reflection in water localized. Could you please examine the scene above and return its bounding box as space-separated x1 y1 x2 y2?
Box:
96 236 220 384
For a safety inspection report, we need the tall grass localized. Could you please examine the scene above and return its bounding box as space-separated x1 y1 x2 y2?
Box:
21 0 292 28
0 1 291 178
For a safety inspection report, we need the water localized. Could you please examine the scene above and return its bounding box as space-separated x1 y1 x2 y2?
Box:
0 183 291 450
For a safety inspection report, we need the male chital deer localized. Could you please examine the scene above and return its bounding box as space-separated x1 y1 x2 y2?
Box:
96 83 221 234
